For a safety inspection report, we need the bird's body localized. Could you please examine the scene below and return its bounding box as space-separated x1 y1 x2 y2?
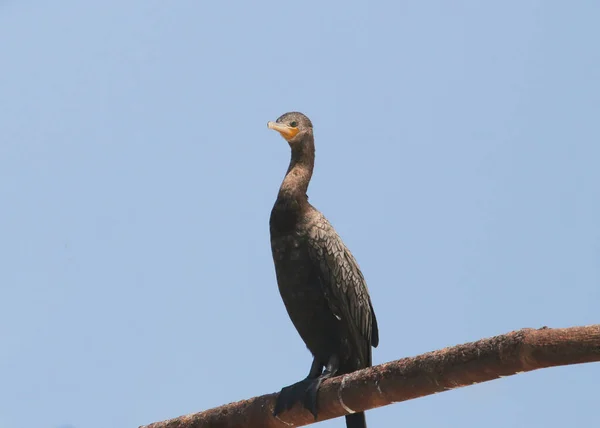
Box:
270 205 377 371
268 112 378 428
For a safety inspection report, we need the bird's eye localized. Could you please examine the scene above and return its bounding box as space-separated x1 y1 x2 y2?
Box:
290 121 298 128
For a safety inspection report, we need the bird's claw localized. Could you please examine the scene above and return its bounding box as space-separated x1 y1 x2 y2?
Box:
273 377 322 419
303 378 322 419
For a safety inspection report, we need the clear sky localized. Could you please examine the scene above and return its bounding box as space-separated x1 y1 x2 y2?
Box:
1 1 599 428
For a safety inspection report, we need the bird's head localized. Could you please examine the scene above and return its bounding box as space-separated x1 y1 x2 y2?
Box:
267 112 313 146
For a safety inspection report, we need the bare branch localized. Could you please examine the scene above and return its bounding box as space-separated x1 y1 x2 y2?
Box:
140 324 600 428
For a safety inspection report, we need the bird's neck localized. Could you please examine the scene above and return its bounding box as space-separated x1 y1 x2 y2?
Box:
278 138 315 206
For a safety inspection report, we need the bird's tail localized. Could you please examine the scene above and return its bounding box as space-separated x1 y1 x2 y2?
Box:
345 412 367 428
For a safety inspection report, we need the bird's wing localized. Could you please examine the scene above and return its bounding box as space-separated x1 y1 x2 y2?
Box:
306 213 379 349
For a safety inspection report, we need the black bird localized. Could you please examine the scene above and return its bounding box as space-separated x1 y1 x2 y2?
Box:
268 112 379 428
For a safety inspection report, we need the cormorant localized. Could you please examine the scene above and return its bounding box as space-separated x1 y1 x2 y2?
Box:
267 112 379 428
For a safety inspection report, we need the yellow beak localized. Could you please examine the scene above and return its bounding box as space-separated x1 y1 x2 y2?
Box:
267 121 300 141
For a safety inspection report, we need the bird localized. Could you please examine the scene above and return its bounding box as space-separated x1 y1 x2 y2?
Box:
267 112 379 428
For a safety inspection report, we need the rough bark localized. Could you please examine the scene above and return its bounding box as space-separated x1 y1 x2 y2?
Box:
140 324 600 428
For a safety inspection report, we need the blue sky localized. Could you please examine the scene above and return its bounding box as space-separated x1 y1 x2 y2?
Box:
1 1 599 427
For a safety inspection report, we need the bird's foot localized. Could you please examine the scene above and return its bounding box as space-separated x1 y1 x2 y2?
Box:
273 377 323 419
303 377 323 419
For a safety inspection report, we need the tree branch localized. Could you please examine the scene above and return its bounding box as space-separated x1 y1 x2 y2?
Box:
140 324 600 428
